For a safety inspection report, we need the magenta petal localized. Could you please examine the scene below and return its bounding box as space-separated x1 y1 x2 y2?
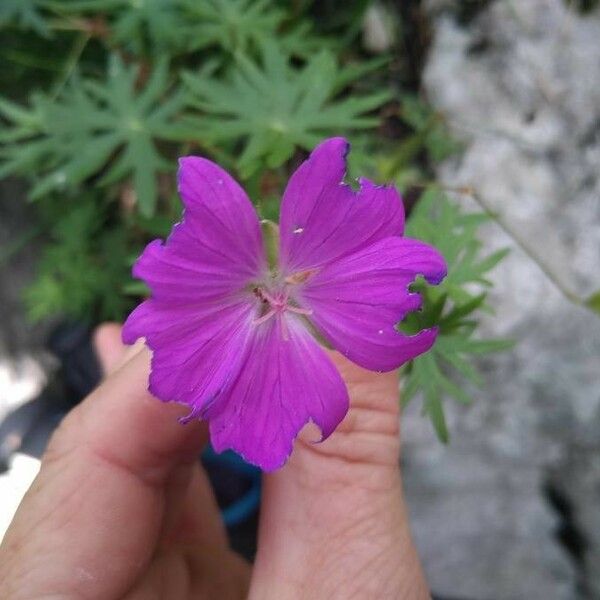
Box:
122 142 448 472
123 297 258 415
130 159 265 304
299 237 447 372
206 317 349 471
175 156 266 282
279 138 405 273
131 239 252 303
122 157 269 414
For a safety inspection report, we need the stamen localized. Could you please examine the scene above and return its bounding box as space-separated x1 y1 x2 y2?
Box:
284 269 318 285
253 308 276 325
259 289 283 307
252 285 311 333
287 305 313 316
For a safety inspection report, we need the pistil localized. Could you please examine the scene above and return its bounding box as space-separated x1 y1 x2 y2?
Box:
252 286 313 338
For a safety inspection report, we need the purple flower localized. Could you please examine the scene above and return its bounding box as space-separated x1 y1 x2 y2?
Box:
123 138 446 471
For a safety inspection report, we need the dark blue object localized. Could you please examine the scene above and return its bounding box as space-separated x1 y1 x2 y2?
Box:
202 446 261 527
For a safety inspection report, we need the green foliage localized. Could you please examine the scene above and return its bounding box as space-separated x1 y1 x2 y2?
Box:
401 188 513 441
0 0 50 36
399 95 462 162
180 0 323 57
54 0 187 55
360 94 512 442
183 42 390 177
182 0 283 54
0 55 184 216
1 0 391 324
0 0 514 445
54 0 326 58
25 195 134 322
379 94 462 185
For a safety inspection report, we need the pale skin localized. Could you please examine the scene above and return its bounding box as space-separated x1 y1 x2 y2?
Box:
0 323 430 599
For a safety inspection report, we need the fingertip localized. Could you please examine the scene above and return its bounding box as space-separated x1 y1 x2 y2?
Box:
78 347 208 484
94 322 126 375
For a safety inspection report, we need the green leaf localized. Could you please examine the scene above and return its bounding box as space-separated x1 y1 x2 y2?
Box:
585 290 600 314
438 376 473 405
182 40 390 178
55 0 187 55
24 195 135 322
399 94 429 129
0 0 50 37
439 293 486 329
420 353 450 443
435 342 484 386
405 188 510 297
426 394 449 443
179 0 329 58
0 56 183 215
446 337 515 354
401 371 420 407
182 0 278 54
122 281 149 296
333 56 390 94
473 248 510 279
402 189 512 441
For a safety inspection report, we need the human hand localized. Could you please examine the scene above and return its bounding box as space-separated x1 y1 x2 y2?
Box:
0 323 429 599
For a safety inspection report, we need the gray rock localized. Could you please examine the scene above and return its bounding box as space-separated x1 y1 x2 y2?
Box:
402 1 600 598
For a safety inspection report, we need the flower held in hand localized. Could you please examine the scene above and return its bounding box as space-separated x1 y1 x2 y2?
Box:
123 138 446 470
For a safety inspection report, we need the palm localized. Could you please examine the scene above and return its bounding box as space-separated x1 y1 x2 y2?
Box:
116 464 249 600
0 326 428 600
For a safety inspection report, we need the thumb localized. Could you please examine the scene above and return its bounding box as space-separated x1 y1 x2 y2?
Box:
250 352 429 599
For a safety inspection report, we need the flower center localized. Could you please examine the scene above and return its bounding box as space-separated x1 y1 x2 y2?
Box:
252 286 312 340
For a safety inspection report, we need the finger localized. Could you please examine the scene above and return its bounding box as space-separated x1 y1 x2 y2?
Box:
93 322 127 375
126 466 250 600
0 347 214 599
297 352 402 474
250 351 429 599
73 347 207 485
161 465 227 546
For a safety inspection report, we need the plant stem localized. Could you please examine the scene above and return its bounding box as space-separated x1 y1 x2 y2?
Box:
461 186 584 307
413 181 597 316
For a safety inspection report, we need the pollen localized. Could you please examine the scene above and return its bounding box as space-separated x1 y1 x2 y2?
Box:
284 269 317 285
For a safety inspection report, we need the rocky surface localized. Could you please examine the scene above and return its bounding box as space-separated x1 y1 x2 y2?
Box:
0 180 52 423
401 1 600 598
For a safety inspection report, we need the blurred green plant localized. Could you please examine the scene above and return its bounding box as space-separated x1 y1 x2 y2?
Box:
0 0 50 36
181 0 324 57
182 0 284 54
0 56 183 215
370 95 462 192
0 0 514 442
52 0 187 55
400 189 512 441
24 194 134 322
358 93 513 439
183 43 390 177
